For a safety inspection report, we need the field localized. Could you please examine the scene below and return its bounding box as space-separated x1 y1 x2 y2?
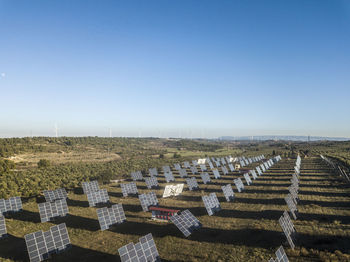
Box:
1 153 350 261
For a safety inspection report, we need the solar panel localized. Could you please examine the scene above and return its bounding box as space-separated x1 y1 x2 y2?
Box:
256 166 262 176
200 172 211 184
212 168 221 179
82 180 100 194
38 199 69 223
275 245 289 262
118 233 160 262
25 223 70 262
250 170 258 180
202 193 221 216
139 192 158 211
170 209 202 237
186 177 199 191
208 161 214 169
178 168 188 178
243 173 252 185
192 160 198 166
221 157 227 165
199 164 207 171
43 188 67 202
131 171 143 181
264 162 269 170
221 166 228 175
214 160 221 167
121 182 138 197
149 167 158 177
97 203 126 231
0 215 6 239
174 163 181 170
0 196 22 214
228 163 235 172
285 194 297 219
183 161 190 168
164 172 175 183
190 166 198 174
162 184 184 197
145 176 159 189
162 165 171 173
260 164 266 172
233 178 244 192
221 184 235 202
86 189 109 207
240 160 245 167
279 211 296 249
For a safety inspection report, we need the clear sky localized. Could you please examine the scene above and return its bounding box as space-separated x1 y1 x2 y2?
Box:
0 0 349 138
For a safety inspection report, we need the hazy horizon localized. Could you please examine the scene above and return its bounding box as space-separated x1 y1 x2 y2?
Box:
1 1 349 138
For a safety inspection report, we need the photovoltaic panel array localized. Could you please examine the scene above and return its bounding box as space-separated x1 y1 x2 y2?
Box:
162 184 184 198
118 233 160 262
200 172 211 184
174 163 181 170
170 209 202 237
250 170 258 180
97 204 126 231
139 192 158 211
145 176 159 189
186 177 199 191
208 161 214 169
149 167 158 177
256 166 262 176
0 196 22 214
221 184 235 202
178 169 188 178
279 211 296 249
221 166 228 175
260 164 266 172
183 161 190 168
25 223 70 262
43 188 67 202
164 172 175 183
275 245 289 262
234 178 244 192
202 193 221 216
285 194 297 220
86 189 109 207
243 173 252 185
121 182 138 197
82 180 100 194
228 163 235 172
199 164 207 171
212 169 221 179
0 215 6 239
190 166 198 174
38 199 69 223
163 165 171 173
131 171 143 181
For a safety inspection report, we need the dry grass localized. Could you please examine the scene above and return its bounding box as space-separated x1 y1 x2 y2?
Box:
1 157 350 261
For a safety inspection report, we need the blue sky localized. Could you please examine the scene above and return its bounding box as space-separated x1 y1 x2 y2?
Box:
0 0 349 138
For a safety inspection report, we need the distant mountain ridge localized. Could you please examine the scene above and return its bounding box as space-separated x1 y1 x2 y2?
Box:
218 135 350 141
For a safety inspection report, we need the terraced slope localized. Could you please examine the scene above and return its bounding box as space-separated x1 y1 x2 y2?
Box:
0 156 349 261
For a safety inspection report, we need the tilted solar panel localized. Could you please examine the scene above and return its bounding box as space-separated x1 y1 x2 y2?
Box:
221 184 235 202
118 233 160 262
121 182 138 197
170 209 202 237
86 189 109 207
25 223 71 262
139 192 158 212
233 178 244 192
97 204 126 230
145 176 159 189
186 177 199 191
0 215 6 239
200 172 211 184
